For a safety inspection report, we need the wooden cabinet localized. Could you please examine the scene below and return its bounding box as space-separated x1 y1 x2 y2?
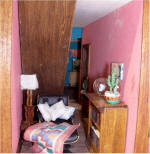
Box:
84 93 127 153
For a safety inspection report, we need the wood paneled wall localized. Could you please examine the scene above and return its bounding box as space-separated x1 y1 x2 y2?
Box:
0 0 12 152
134 0 149 152
19 0 76 96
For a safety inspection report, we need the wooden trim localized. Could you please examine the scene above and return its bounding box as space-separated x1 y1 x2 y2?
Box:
71 38 82 42
29 90 32 106
26 90 29 106
0 0 12 152
86 44 91 78
82 44 91 76
16 136 22 153
79 44 91 101
134 0 149 152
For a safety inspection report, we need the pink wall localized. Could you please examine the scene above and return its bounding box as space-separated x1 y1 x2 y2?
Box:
11 0 23 152
82 1 143 152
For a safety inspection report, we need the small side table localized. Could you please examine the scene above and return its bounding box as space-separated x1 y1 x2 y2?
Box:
21 120 34 131
24 105 35 123
21 104 37 135
21 120 37 137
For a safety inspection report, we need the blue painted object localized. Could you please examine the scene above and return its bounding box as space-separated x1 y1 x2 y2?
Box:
65 27 82 85
106 100 120 104
71 27 82 40
65 52 78 85
70 42 81 49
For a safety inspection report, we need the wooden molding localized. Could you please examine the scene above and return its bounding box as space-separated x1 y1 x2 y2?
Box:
79 44 91 102
134 0 149 152
0 0 12 152
16 136 22 153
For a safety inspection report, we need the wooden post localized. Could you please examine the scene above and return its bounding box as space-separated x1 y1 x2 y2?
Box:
26 90 29 106
24 89 34 123
0 0 12 152
134 0 149 152
29 90 32 106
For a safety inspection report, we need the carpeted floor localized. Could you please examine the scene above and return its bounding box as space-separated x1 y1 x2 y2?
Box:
20 109 89 153
69 100 82 110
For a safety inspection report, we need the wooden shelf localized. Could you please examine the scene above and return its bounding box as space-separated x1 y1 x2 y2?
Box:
91 119 100 130
91 140 98 153
84 93 127 111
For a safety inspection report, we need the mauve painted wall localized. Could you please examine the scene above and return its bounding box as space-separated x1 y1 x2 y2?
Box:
82 1 143 152
11 0 23 152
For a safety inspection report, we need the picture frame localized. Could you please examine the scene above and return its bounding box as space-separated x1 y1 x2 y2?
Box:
72 58 80 71
111 63 124 80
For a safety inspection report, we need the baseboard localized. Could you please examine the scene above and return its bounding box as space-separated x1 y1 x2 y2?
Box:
16 136 22 153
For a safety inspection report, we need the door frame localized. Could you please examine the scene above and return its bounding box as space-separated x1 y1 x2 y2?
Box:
0 0 12 152
79 44 91 101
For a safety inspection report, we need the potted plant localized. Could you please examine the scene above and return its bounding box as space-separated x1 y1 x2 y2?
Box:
104 67 120 104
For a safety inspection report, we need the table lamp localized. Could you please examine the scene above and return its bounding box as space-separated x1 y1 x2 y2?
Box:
20 74 39 124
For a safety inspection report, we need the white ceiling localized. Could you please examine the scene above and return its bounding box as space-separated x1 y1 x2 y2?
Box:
73 0 133 27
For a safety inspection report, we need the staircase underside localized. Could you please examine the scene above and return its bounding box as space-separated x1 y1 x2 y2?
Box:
19 0 76 95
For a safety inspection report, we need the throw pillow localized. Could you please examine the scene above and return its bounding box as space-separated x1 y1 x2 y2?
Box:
37 103 51 122
48 100 66 121
59 106 75 120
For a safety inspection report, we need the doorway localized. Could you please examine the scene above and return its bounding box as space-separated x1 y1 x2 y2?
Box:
64 27 82 101
79 44 91 102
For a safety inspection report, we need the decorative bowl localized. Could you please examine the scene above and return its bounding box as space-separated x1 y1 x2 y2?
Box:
104 95 121 104
93 77 107 96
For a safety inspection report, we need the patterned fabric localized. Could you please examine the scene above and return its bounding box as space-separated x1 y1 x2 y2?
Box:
24 122 79 153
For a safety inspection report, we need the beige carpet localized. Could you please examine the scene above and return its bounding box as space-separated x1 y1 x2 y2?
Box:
69 100 81 110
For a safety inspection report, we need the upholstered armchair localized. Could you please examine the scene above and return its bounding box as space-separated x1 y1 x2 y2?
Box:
37 95 79 153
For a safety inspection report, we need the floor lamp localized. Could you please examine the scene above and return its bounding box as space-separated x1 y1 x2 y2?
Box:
21 74 39 125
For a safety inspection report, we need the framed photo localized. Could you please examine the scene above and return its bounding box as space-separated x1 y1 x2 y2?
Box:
72 58 80 71
111 63 124 80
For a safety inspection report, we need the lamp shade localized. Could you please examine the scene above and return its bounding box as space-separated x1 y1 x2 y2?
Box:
21 74 39 90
